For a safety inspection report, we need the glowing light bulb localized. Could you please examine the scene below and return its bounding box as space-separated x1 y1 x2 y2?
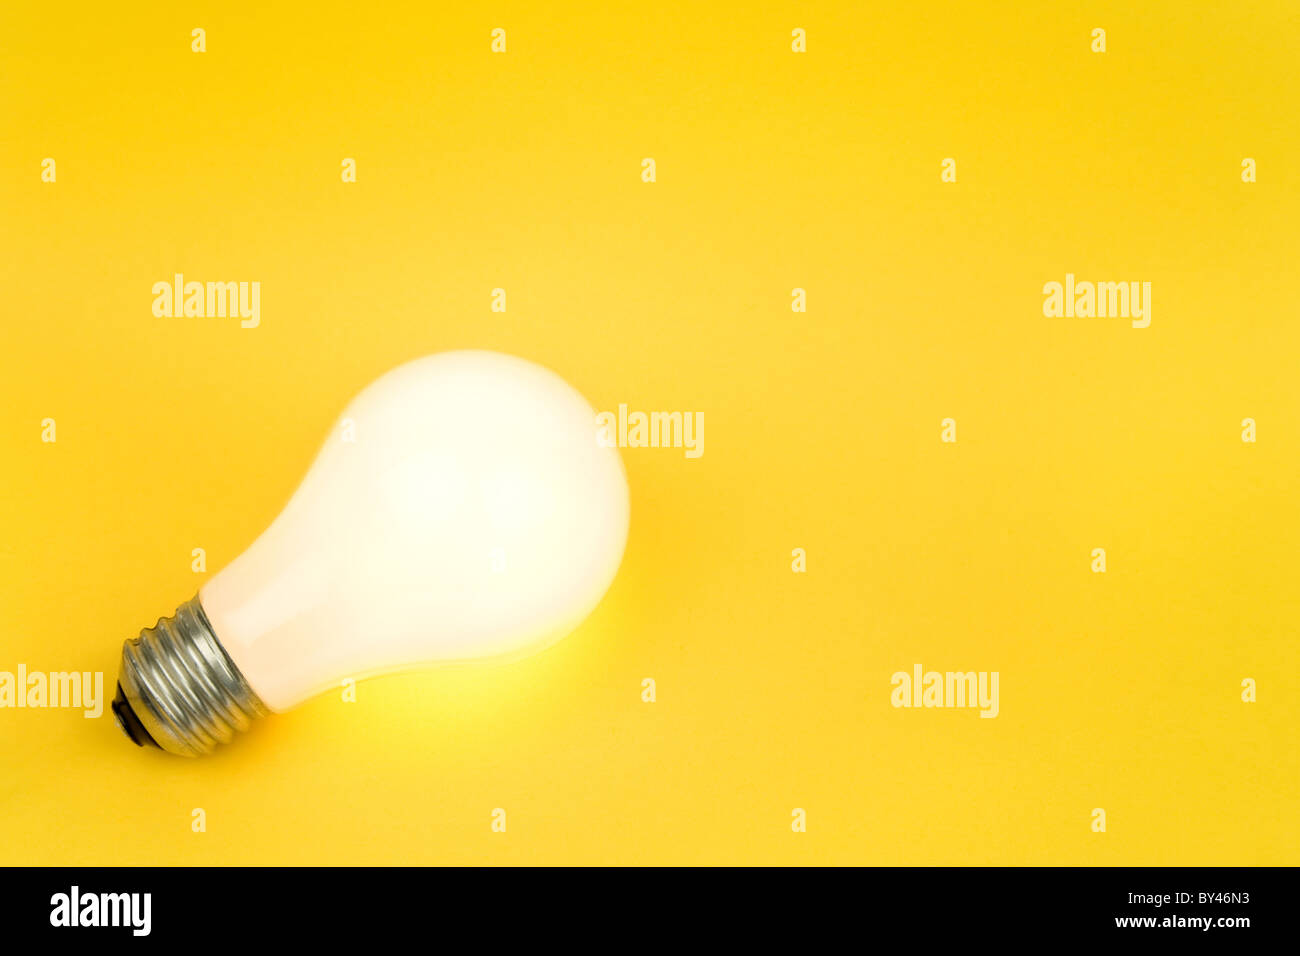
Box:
111 351 630 756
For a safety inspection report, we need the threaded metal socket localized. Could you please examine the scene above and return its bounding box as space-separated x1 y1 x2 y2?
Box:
113 595 267 757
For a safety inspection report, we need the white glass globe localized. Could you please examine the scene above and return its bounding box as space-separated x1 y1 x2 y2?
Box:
197 350 630 712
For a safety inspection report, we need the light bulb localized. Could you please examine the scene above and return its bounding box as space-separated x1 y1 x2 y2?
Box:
111 350 630 756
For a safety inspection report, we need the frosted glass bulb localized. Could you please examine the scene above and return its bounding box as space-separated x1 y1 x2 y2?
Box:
111 351 630 756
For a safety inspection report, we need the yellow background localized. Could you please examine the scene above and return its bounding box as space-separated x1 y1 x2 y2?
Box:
2 1 1298 865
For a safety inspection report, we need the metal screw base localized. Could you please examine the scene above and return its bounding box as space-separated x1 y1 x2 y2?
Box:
114 595 267 757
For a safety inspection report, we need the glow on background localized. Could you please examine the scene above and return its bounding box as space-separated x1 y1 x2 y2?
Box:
1 1 1297 864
